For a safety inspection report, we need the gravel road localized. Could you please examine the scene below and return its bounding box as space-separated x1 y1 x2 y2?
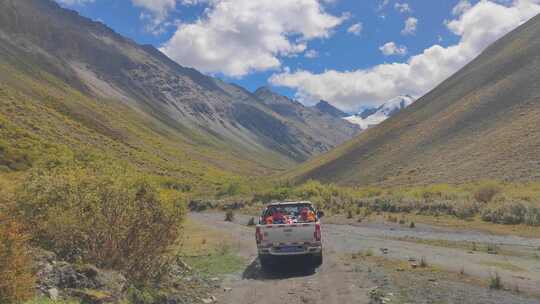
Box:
191 212 540 304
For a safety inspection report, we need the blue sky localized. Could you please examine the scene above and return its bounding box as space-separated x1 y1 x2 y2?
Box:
56 0 540 112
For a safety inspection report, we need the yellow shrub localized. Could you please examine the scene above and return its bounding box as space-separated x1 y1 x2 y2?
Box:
0 216 35 304
16 165 186 282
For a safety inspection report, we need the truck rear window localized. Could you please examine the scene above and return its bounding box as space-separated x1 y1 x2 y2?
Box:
261 204 316 224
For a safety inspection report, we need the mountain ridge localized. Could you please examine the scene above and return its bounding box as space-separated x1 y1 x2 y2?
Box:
0 0 360 180
345 95 415 130
286 13 540 186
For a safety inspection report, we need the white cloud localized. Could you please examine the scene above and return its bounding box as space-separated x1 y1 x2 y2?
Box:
132 0 175 16
377 0 390 11
160 0 345 77
379 42 407 56
55 0 94 5
347 22 363 36
131 0 176 35
453 0 472 15
395 2 412 13
180 0 208 5
270 0 540 112
305 49 319 58
401 17 418 35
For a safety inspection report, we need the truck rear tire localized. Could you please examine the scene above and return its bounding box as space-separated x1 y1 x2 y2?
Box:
312 253 323 267
259 255 273 270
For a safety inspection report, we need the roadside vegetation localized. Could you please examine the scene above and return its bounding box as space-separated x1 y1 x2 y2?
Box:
0 152 190 303
251 180 540 227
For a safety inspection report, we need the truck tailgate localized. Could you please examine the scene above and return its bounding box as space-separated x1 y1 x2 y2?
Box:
261 223 316 244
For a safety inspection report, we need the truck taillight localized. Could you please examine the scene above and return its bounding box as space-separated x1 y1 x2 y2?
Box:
314 223 321 241
256 227 263 244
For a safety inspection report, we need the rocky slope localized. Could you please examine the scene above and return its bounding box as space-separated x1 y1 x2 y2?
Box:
287 13 540 186
0 0 360 178
253 87 360 158
314 100 348 118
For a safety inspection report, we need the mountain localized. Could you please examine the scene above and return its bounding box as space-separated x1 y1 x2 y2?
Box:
286 14 540 186
0 0 360 185
253 87 360 156
314 100 348 118
345 95 415 129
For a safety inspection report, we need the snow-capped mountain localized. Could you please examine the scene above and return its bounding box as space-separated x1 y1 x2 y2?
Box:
345 95 416 129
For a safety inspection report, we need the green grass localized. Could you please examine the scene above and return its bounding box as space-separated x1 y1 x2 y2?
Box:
179 220 246 276
184 246 245 276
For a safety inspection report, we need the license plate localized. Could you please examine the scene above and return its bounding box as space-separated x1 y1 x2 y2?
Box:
280 246 303 253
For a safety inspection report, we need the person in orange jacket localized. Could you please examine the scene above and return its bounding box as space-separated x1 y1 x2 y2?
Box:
300 207 317 222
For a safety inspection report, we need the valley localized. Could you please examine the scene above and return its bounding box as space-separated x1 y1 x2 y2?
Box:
1 1 540 304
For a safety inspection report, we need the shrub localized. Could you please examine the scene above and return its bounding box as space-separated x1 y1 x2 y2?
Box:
15 165 186 282
489 272 502 289
480 201 533 225
474 182 501 203
0 216 35 304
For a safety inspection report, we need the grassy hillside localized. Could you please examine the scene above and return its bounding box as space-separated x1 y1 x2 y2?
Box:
0 61 276 195
287 14 540 187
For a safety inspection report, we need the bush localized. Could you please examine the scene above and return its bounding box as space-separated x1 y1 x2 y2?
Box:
0 216 35 304
489 272 503 289
15 165 186 282
480 201 537 225
474 182 501 203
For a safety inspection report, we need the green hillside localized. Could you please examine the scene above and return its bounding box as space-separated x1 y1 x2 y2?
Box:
0 61 269 195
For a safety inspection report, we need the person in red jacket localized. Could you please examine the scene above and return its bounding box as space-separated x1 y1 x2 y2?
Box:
271 208 286 224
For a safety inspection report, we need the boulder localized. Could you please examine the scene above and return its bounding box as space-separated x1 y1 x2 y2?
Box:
34 251 127 302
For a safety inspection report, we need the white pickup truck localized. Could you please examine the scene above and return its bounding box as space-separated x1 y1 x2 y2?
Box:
255 201 324 269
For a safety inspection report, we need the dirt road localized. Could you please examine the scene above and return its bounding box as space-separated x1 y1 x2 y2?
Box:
191 212 540 304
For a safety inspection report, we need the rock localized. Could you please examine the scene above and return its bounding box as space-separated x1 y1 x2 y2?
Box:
210 277 220 282
379 248 389 254
410 263 418 269
223 287 232 292
201 298 214 304
47 288 59 300
71 289 115 304
35 255 127 303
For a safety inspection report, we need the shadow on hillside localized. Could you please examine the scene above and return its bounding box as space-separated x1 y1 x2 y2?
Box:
242 256 318 280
